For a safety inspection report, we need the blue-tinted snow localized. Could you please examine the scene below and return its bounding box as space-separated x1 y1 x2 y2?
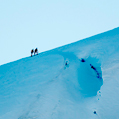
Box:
0 27 119 119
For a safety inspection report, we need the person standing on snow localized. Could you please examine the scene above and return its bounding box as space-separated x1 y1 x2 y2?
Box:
35 48 38 55
31 49 34 57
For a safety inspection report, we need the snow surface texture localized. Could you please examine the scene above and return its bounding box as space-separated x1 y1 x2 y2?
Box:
0 27 119 119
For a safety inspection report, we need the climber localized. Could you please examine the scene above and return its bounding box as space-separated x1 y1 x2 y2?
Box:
31 49 34 57
35 48 38 55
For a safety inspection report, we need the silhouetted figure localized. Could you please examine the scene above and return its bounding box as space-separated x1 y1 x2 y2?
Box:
35 48 38 55
31 49 34 57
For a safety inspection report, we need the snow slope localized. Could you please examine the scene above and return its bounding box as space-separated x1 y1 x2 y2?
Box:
0 27 119 119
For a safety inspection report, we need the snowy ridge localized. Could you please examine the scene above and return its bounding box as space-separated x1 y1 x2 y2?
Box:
0 27 119 119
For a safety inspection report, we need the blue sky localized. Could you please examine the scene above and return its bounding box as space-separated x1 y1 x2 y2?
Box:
0 0 119 65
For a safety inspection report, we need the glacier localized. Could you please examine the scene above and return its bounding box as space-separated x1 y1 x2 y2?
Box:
0 27 119 119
